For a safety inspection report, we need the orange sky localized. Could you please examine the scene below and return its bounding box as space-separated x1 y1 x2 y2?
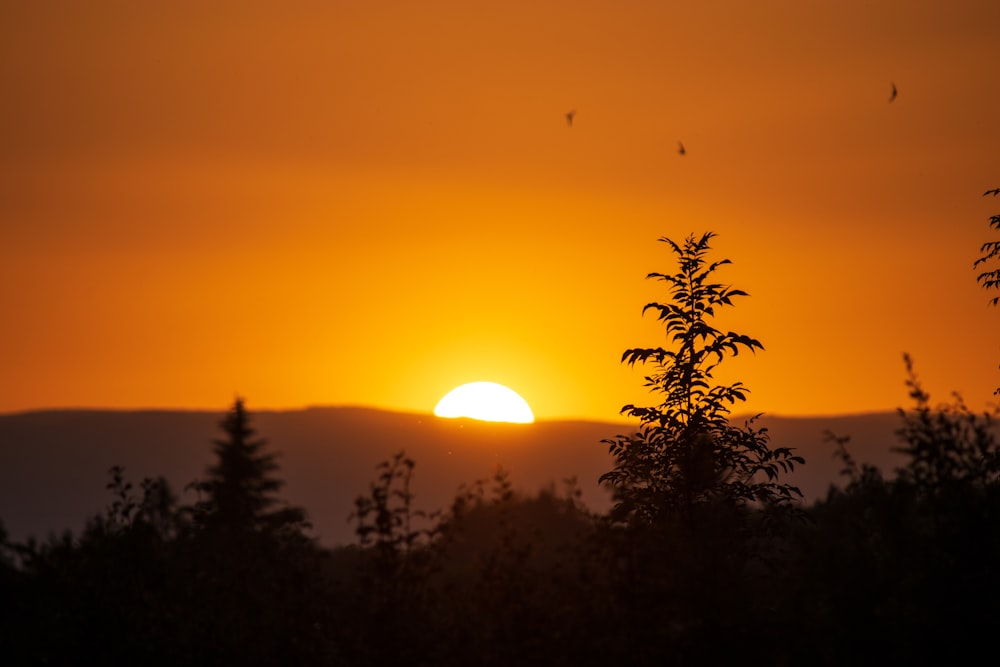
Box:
2 0 999 421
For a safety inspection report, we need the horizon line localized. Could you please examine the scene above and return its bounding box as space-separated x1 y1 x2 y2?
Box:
0 402 906 422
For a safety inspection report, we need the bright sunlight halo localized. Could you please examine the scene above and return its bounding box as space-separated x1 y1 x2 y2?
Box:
433 382 535 424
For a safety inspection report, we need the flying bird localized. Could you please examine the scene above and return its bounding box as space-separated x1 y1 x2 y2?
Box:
677 141 686 156
889 82 897 103
565 110 576 128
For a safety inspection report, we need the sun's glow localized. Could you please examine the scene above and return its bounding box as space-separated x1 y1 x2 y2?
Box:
433 382 535 424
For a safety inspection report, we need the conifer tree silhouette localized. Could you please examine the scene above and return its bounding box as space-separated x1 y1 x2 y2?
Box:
191 397 307 538
181 399 319 664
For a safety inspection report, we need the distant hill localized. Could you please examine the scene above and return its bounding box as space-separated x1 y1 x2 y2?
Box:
0 407 906 546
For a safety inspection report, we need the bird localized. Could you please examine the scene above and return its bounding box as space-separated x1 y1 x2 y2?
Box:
889 82 897 103
565 110 576 128
677 141 686 156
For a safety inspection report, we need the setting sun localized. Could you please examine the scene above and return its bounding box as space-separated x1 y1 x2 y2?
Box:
433 382 535 424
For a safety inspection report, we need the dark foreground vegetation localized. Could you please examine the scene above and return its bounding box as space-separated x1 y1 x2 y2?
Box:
3 221 1000 665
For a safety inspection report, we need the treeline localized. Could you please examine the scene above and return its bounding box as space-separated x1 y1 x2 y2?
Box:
2 398 998 665
3 229 1000 665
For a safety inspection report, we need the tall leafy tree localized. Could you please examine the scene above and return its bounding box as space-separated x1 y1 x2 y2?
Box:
594 233 806 665
600 232 803 526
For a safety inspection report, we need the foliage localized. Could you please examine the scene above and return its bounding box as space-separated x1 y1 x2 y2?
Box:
6 390 1000 664
337 455 608 667
824 429 886 494
786 361 1000 665
178 399 324 663
894 354 1000 492
600 232 803 525
428 469 604 667
189 397 309 538
2 408 333 666
974 187 1000 306
100 465 181 540
350 450 429 559
974 187 1000 394
588 233 812 665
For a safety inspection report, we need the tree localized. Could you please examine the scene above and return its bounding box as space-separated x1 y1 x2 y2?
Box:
190 397 308 538
974 188 1000 394
973 187 1000 306
594 233 806 664
788 356 1000 665
894 354 1000 493
182 399 325 664
600 232 803 526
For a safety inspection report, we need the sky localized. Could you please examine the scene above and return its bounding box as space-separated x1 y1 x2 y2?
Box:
2 0 999 422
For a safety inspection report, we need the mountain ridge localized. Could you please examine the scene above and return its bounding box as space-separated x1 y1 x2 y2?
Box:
0 406 906 546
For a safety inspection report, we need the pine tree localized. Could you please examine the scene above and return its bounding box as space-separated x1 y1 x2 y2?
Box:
183 399 320 662
191 398 308 538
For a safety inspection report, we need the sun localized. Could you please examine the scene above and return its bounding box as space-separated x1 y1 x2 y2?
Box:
433 382 535 424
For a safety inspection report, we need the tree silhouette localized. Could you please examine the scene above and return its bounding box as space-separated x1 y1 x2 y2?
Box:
894 354 1000 492
190 397 308 538
786 357 1000 665
974 187 1000 306
593 233 806 664
974 188 1000 393
179 399 325 665
600 232 803 525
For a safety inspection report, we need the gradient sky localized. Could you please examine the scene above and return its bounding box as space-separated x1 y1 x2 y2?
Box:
2 0 999 421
